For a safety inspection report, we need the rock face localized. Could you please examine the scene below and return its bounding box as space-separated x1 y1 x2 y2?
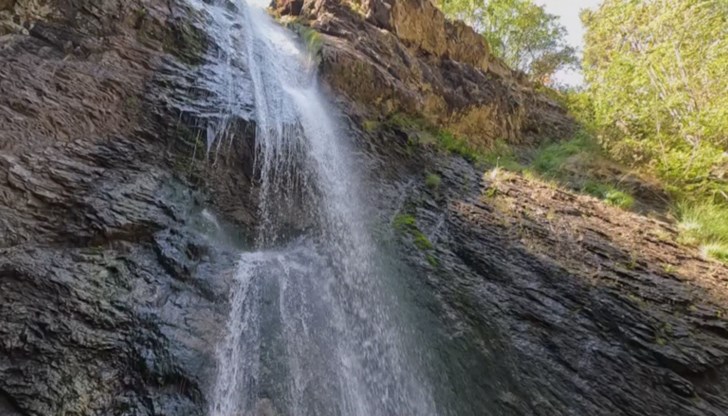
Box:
359 120 728 415
276 0 572 147
0 0 255 414
1 0 727 415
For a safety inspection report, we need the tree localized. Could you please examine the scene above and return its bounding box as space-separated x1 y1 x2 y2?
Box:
438 0 578 82
581 0 728 194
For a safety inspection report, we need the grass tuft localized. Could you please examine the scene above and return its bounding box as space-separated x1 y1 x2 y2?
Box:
362 119 380 133
435 131 481 162
531 132 599 176
583 181 635 209
701 243 728 262
676 201 728 263
425 173 442 190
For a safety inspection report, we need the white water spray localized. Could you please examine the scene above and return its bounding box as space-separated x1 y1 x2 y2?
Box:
184 0 437 415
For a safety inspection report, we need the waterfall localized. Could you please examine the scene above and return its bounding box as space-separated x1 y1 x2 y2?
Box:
184 0 437 415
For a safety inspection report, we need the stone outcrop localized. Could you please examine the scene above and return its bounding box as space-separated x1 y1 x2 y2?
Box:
276 0 572 148
1 0 727 415
0 0 256 414
358 119 728 416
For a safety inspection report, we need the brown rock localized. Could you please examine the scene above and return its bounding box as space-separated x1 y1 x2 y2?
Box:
278 0 573 148
0 0 14 11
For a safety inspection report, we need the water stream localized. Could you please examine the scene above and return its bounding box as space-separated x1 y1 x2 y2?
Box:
185 0 438 414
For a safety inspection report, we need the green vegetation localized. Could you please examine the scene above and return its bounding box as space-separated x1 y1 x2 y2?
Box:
425 173 442 190
393 214 435 252
435 130 482 162
437 0 577 81
582 0 728 198
385 112 638 212
280 19 324 58
582 181 635 210
677 202 728 261
413 233 434 250
300 26 323 56
362 119 380 133
479 139 522 171
431 0 728 262
393 214 417 230
530 132 599 175
577 0 728 262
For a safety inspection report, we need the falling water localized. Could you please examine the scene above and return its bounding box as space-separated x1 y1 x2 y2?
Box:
183 0 437 415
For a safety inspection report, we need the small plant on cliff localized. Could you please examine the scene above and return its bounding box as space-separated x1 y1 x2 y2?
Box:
582 181 635 210
296 26 323 57
436 131 481 163
425 173 442 190
481 139 523 171
393 214 435 252
362 119 380 133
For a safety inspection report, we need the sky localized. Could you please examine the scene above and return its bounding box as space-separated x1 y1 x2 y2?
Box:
535 0 603 86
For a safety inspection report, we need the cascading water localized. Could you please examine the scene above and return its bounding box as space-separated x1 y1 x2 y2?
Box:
183 0 438 415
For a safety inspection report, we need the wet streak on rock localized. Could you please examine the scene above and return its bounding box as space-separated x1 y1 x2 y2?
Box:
0 0 253 414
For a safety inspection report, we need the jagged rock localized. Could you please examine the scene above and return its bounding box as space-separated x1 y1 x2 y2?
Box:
363 122 728 415
2 0 727 415
277 0 573 147
0 0 253 414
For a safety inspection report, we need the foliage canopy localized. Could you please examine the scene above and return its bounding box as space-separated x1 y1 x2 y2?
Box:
581 0 728 198
437 0 577 81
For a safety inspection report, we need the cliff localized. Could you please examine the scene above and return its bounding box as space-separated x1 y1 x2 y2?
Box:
0 0 727 415
275 0 573 148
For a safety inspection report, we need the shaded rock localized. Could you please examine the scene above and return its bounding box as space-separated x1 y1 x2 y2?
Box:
361 122 728 415
0 0 255 414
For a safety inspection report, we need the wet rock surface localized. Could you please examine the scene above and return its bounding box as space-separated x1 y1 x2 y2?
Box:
0 0 254 414
361 122 728 415
1 0 727 415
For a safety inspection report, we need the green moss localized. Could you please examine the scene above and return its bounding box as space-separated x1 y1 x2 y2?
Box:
165 20 207 65
425 173 442 190
300 27 323 57
426 254 440 267
393 214 435 252
362 119 380 133
413 231 434 250
393 214 417 231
